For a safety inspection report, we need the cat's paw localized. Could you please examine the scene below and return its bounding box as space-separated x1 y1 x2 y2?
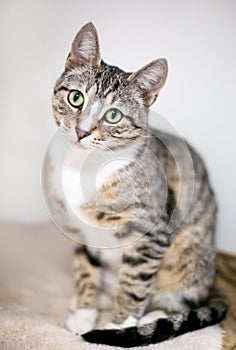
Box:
66 308 98 334
105 316 138 329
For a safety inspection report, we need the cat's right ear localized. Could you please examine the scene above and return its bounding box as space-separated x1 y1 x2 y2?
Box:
65 22 101 70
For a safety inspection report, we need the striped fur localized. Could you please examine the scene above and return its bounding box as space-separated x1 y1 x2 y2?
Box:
82 287 228 347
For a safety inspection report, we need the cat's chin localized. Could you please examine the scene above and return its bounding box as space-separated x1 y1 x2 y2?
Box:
74 141 88 150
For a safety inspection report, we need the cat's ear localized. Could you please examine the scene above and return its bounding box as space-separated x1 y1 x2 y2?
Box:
127 58 168 106
66 22 101 70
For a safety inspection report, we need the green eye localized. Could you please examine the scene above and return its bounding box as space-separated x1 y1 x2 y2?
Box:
68 90 84 108
104 108 122 124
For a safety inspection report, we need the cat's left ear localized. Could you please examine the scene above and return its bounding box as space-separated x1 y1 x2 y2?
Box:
66 22 101 70
127 58 168 106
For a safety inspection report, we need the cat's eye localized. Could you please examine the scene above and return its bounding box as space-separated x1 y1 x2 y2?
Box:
104 108 122 124
68 90 84 108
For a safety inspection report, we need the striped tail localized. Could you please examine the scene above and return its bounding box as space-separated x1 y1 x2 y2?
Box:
82 287 228 348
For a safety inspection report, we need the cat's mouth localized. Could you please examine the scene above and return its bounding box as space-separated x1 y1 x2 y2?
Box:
75 127 97 150
75 127 91 141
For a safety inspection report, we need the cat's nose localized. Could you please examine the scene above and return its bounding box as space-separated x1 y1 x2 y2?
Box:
75 127 91 141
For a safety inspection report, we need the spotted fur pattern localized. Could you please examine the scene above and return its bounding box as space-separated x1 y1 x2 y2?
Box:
51 23 228 347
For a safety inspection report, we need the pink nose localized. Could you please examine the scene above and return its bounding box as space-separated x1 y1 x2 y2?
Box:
75 127 91 140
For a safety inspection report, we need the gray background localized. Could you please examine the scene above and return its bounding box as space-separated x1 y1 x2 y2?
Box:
0 0 235 253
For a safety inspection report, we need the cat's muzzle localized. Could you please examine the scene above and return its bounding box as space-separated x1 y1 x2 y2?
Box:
75 127 91 141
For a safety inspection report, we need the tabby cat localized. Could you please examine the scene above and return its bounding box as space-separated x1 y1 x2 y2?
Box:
51 22 228 347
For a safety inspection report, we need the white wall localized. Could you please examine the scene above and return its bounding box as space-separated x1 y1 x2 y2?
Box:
0 0 235 253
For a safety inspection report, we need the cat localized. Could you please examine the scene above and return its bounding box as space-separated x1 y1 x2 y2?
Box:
50 22 228 347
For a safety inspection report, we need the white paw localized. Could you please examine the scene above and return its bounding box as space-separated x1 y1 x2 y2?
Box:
105 316 138 330
138 310 168 326
66 308 98 334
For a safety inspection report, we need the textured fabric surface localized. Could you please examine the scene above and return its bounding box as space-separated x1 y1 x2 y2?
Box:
217 252 236 349
0 221 234 349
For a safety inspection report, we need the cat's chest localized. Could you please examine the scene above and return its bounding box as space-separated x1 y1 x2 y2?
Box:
62 146 131 212
61 145 131 247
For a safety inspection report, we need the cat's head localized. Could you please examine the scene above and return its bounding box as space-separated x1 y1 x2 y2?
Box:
52 22 168 151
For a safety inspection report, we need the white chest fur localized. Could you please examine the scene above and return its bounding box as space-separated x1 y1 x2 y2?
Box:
61 143 138 248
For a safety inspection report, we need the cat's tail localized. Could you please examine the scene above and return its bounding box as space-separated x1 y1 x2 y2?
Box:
81 287 228 348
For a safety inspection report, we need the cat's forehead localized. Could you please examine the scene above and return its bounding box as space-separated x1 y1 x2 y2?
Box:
57 64 134 99
95 63 127 97
54 63 141 115
95 66 140 114
56 67 94 91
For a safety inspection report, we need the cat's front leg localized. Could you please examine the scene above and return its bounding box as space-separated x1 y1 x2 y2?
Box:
111 231 170 327
66 245 101 334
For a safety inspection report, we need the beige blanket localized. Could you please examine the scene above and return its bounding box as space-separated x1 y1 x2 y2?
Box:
0 221 235 349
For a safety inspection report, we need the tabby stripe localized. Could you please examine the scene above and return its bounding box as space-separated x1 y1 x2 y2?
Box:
124 291 146 302
177 262 189 273
114 230 131 239
96 212 105 220
125 271 156 286
79 282 95 295
82 302 91 307
136 271 155 281
136 243 164 252
75 273 92 287
165 186 176 217
75 246 102 267
125 271 155 282
86 250 102 267
150 237 170 247
74 246 85 254
122 255 147 266
80 272 90 279
136 246 164 258
128 224 168 238
141 252 163 260
119 280 134 288
107 216 121 221
54 86 69 94
145 230 168 238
